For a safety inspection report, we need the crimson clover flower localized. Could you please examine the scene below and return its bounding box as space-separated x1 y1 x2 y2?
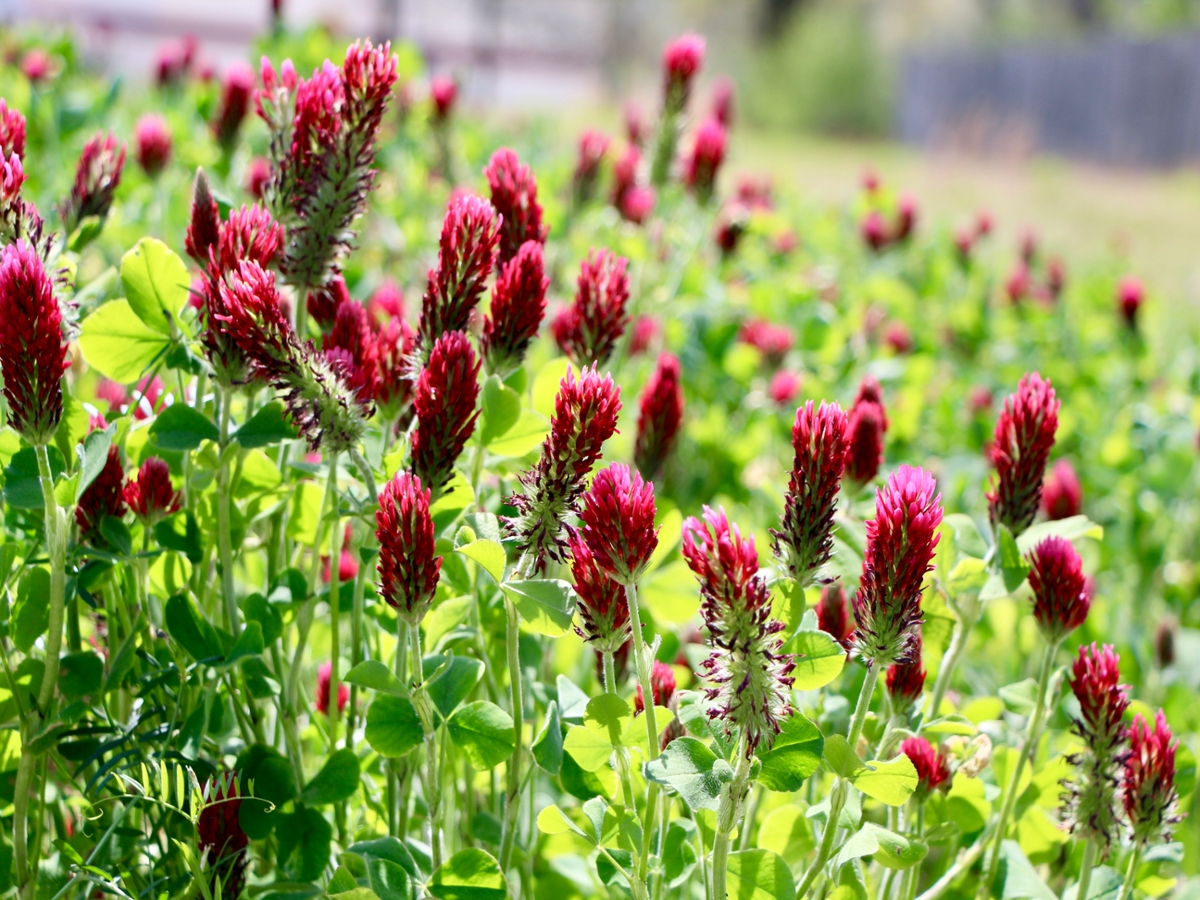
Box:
1042 458 1082 520
485 148 548 265
844 377 888 486
817 583 853 646
246 157 270 200
662 34 705 113
430 76 457 123
198 774 250 900
324 297 381 405
578 463 659 585
1124 710 1181 848
738 318 792 365
569 530 631 654
0 99 25 158
0 241 71 446
256 41 399 293
552 249 631 368
135 115 172 179
1117 275 1144 330
185 169 221 265
481 240 548 376
59 132 125 236
376 471 442 625
306 275 351 332
507 366 621 572
851 465 943 667
771 400 849 585
901 737 951 798
886 630 926 717
572 130 610 207
417 195 500 353
1062 643 1130 850
373 315 418 420
213 62 254 152
1027 535 1090 643
683 117 727 206
124 457 182 526
76 447 127 541
315 660 349 715
987 373 1059 536
682 506 795 756
611 144 654 225
635 659 685 749
634 352 685 481
411 331 481 496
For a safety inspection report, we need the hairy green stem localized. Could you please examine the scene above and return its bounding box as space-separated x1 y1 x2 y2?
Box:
216 388 241 637
326 454 341 751
1076 839 1099 900
1117 846 1142 900
926 597 980 725
499 596 523 870
410 622 442 869
913 827 992 900
711 741 753 900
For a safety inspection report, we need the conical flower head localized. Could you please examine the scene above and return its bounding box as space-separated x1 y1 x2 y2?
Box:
481 240 548 376
198 773 249 900
507 366 621 572
634 352 685 481
772 400 849 585
315 659 349 715
307 275 351 331
60 132 125 235
901 736 951 798
988 373 1059 536
0 99 26 159
851 466 943 667
569 530 631 654
817 583 853 645
373 315 417 419
844 382 887 485
578 463 658 584
124 456 182 525
662 34 705 114
324 297 380 405
1027 535 1089 643
411 330 481 496
1070 643 1129 755
376 471 442 624
683 117 727 206
76 446 127 540
683 505 795 755
572 130 610 207
186 169 221 265
0 241 71 445
1124 710 1180 848
886 630 926 716
635 659 686 749
135 115 172 178
553 249 631 368
213 62 254 152
418 195 500 352
485 148 547 265
1041 458 1081 520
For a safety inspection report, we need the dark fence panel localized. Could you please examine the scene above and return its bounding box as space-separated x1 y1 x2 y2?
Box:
897 34 1200 167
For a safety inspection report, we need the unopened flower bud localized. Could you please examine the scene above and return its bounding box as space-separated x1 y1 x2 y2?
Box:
634 352 684 481
988 373 1059 536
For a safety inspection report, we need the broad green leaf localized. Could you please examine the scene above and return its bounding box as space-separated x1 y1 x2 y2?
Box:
329 867 359 894
532 701 564 775
945 771 991 833
942 514 988 559
1063 866 1123 900
3 447 65 510
75 427 114 501
851 753 919 807
995 839 1056 900
424 655 485 720
58 651 104 700
12 567 50 653
447 701 515 770
822 734 866 780
756 713 824 791
641 560 701 625
424 596 473 650
487 410 550 458
275 804 333 883
149 404 220 451
78 300 172 383
222 622 264 667
121 238 190 336
366 856 414 900
769 578 808 636
165 593 225 662
235 401 299 448
834 822 927 870
240 594 284 645
536 804 588 838
428 848 508 900
563 724 617 773
756 805 814 865
644 737 729 812
788 630 846 690
531 356 572 417
365 695 425 757
344 660 409 697
1015 515 1103 554
479 376 522 445
455 539 506 584
301 748 360 805
502 579 575 637
725 849 795 900
155 511 204 564
947 556 989 595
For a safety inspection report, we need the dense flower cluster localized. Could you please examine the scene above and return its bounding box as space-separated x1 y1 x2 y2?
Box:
76 447 127 540
124 457 182 525
553 249 631 367
988 373 1059 535
569 531 631 654
578 464 659 584
634 660 684 749
1041 458 1082 520
844 376 887 485
572 130 610 208
376 471 442 624
135 115 172 178
410 331 481 495
633 352 685 481
481 240 548 376
886 630 926 717
60 132 126 236
315 660 349 715
817 583 853 645
651 33 705 187
901 737 951 798
1027 536 1090 643
198 775 250 900
213 62 254 152
1124 710 1179 847
683 118 727 205
485 148 547 264
417 195 500 354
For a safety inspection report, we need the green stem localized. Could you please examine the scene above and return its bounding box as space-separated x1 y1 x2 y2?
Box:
1117 846 1142 900
914 827 993 900
1076 839 1099 900
410 622 441 869
711 740 753 900
216 388 240 637
346 562 365 751
499 596 523 871
624 581 660 759
925 596 979 725
326 454 341 751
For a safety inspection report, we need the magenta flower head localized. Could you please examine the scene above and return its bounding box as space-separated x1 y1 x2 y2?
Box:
306 275 351 332
578 463 659 584
618 185 656 225
507 366 621 572
862 210 889 252
197 775 249 900
429 76 457 123
684 118 727 206
373 315 418 420
901 737 951 799
634 352 685 481
245 157 270 200
417 195 500 353
60 132 126 236
316 660 349 716
569 530 631 654
894 192 917 242
1027 535 1089 643
215 204 284 272
323 298 380 405
817 583 853 645
772 401 850 585
376 471 443 625
683 506 795 756
0 241 71 446
76 447 126 539
988 373 1059 536
1124 710 1180 848
844 382 887 486
662 33 705 113
411 330 481 496
1064 643 1130 849
1041 458 1082 521
481 240 548 376
213 62 254 152
0 100 26 159
712 76 735 127
572 130 610 207
1117 275 1144 330
124 457 182 525
553 249 631 368
886 630 926 717
738 318 793 365
485 148 548 264
635 659 685 749
851 466 943 667
185 169 221 266
135 115 172 179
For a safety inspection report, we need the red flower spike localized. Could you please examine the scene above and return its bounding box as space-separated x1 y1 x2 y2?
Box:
1124 710 1180 848
772 401 849 585
624 102 647 147
411 331 481 495
1027 536 1090 643
124 457 182 525
1070 643 1129 755
1041 458 1082 521
862 210 888 252
901 737 951 797
1047 257 1066 299
817 583 853 645
373 315 418 419
1118 275 1144 329
886 630 926 716
572 130 610 207
324 299 380 405
634 659 685 749
368 282 405 323
738 318 793 364
569 530 631 654
987 373 1059 536
553 249 631 368
715 204 748 258
618 185 655 225
634 352 685 481
245 157 270 200
0 99 26 159
844 382 887 486
0 241 71 446
895 193 917 242
76 447 127 540
507 366 621 572
485 148 548 264
430 76 457 123
662 34 705 113
629 315 659 356
712 76 735 127
579 463 658 584
481 240 548 376
683 505 795 756
306 274 352 332
769 370 802 406
185 170 221 266
213 62 254 152
22 50 53 85
851 466 943 667
315 660 349 715
684 117 727 206
198 774 249 900
60 132 126 235
135 114 172 179
375 471 442 625
417 195 500 352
